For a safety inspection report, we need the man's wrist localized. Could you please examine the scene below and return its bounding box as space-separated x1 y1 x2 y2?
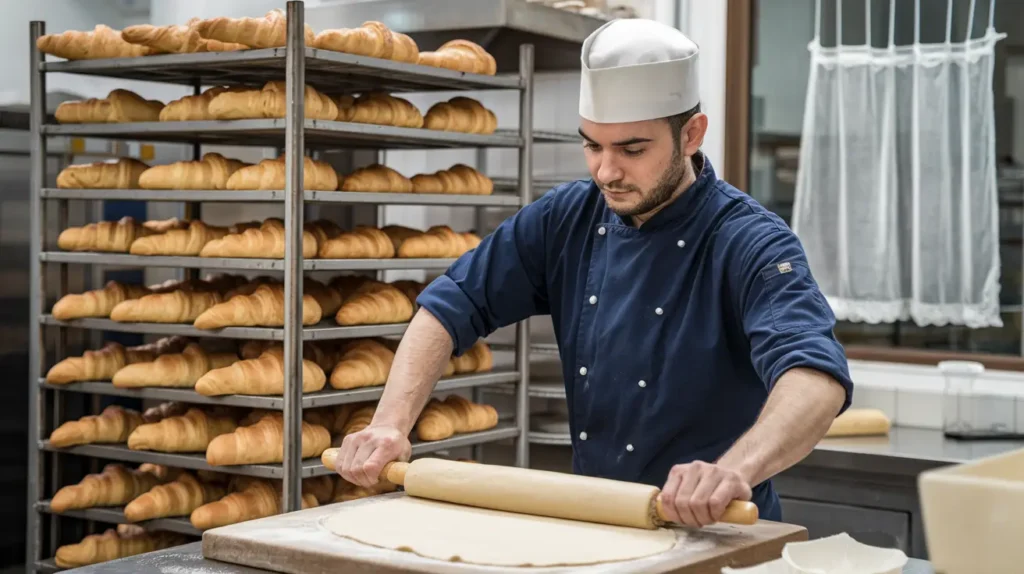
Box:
715 453 761 486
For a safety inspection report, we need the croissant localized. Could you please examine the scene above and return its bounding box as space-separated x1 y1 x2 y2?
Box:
193 283 322 329
198 217 318 258
126 220 228 256
55 89 164 124
390 280 427 310
335 92 424 128
121 20 247 54
195 345 326 396
415 398 457 441
206 413 331 465
138 152 250 190
193 8 315 49
341 405 376 436
56 158 150 189
335 283 414 326
329 339 395 390
55 529 185 569
442 394 499 434
418 39 497 75
411 163 494 195
124 472 226 522
304 278 344 317
127 408 237 453
338 163 414 193
190 479 317 530
384 225 481 258
46 341 156 384
57 217 146 252
330 275 383 299
318 226 395 259
225 156 339 191
452 340 494 373
37 24 153 60
208 81 338 121
110 288 223 323
48 405 143 448
137 463 185 482
303 475 336 505
424 96 497 134
112 343 237 388
142 401 191 424
51 281 150 320
312 21 419 63
50 463 162 513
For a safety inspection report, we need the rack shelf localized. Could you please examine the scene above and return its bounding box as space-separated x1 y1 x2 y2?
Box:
34 560 59 574
488 381 564 399
40 423 521 479
41 252 460 271
42 47 523 93
528 431 571 446
40 188 523 206
39 316 408 341
41 371 520 410
43 120 522 149
35 502 201 537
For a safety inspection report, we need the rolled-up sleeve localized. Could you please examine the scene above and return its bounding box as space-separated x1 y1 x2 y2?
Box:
733 223 854 413
417 192 553 355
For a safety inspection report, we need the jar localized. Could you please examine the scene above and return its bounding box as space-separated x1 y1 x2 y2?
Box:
939 360 983 435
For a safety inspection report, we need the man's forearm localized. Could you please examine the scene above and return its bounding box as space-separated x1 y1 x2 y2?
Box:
370 308 455 435
716 367 846 486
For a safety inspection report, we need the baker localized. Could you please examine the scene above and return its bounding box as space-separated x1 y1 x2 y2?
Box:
335 18 853 527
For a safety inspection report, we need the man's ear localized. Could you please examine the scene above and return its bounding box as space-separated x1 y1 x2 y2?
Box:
682 113 708 156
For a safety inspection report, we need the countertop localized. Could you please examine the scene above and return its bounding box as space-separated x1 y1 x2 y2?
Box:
803 425 1024 475
64 541 937 573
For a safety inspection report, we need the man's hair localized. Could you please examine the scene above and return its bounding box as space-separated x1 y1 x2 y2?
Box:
666 102 701 149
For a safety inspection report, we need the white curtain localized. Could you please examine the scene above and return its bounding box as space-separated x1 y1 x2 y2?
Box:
792 0 1006 328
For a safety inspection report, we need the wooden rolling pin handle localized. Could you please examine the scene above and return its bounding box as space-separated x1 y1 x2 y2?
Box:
654 497 759 526
319 448 408 486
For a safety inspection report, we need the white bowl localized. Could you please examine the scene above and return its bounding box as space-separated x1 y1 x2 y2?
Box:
781 533 907 574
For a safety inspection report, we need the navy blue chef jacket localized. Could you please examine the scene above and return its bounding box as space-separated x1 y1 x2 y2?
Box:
416 154 854 522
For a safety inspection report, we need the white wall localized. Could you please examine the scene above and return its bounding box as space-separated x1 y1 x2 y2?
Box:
681 0 727 166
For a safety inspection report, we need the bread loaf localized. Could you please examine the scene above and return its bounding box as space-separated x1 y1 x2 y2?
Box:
58 216 149 253
338 164 413 193
335 92 424 128
418 40 497 75
194 344 327 396
208 81 337 120
329 339 395 389
193 8 314 49
38 24 153 60
225 157 339 191
193 283 322 329
54 529 184 569
205 413 331 465
138 152 250 189
51 281 150 320
55 90 164 124
334 282 414 326
121 19 247 54
411 163 494 195
56 158 149 189
312 21 418 63
423 96 497 134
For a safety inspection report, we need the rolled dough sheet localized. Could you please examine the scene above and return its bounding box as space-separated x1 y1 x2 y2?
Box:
322 496 677 567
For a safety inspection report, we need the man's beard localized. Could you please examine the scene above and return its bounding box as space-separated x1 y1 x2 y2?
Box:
602 148 688 218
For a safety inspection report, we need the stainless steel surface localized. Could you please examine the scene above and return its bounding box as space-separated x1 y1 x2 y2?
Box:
27 20 46 570
35 502 200 537
42 188 522 206
41 188 523 207
40 253 460 271
55 540 937 574
806 426 1024 475
282 0 306 515
514 43 534 469
307 0 606 73
39 316 409 341
42 120 522 149
779 499 911 554
42 48 522 92
42 372 519 410
528 430 572 445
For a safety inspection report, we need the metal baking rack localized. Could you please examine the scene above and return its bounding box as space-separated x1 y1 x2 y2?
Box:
27 2 535 570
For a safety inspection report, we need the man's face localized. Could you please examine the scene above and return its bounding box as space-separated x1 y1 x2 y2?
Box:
579 118 691 218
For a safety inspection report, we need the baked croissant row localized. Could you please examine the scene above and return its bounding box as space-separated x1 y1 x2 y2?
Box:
46 337 187 384
195 344 327 396
112 342 238 388
127 407 238 453
313 21 419 62
418 39 497 75
424 96 498 134
124 471 226 522
416 395 499 441
54 529 185 569
206 412 331 465
56 158 150 189
382 224 482 258
50 463 163 512
190 478 318 530
208 81 338 121
138 152 251 189
55 89 164 124
37 24 154 60
335 92 424 128
193 8 315 49
225 156 339 191
48 405 143 448
121 19 248 54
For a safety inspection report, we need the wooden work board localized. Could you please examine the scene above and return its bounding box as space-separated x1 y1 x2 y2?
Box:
202 493 808 574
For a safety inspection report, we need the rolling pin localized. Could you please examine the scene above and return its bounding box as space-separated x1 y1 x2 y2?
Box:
320 451 758 529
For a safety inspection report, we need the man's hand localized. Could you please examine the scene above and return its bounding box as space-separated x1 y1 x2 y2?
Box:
659 461 752 527
336 425 411 488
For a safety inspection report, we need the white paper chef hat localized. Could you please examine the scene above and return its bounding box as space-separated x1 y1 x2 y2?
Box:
579 19 700 124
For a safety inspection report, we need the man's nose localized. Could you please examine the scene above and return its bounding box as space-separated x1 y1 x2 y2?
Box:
596 153 624 186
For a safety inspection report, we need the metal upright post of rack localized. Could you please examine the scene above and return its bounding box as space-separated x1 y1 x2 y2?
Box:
282 0 307 514
26 1 550 568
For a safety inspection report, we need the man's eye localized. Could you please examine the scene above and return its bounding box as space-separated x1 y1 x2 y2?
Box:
583 143 601 152
623 148 644 157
